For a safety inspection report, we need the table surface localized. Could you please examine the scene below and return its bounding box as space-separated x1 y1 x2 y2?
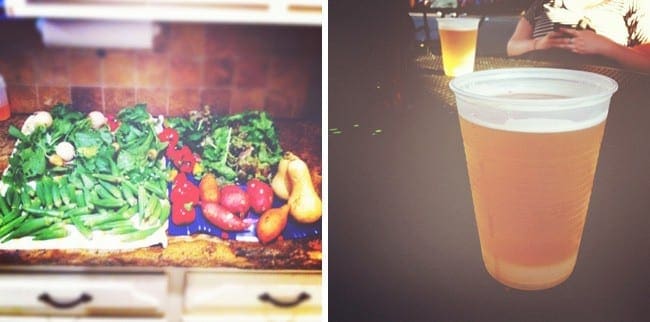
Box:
0 117 322 270
329 55 650 321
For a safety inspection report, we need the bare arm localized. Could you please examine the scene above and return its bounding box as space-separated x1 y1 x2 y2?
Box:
560 28 650 73
507 18 571 56
507 18 536 56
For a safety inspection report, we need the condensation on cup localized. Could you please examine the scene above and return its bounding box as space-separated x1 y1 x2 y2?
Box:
436 17 480 77
450 68 618 290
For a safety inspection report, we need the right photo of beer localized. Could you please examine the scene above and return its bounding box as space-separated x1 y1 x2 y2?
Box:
450 68 618 290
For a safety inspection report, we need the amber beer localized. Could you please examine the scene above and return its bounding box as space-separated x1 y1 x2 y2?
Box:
450 69 618 290
436 17 480 77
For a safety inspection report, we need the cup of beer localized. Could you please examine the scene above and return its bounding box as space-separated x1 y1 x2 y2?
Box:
450 68 618 290
436 17 481 77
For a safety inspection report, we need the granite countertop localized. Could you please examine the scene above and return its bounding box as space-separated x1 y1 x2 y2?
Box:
0 115 322 270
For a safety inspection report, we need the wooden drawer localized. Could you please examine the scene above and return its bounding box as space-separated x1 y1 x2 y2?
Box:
0 273 167 317
184 272 321 317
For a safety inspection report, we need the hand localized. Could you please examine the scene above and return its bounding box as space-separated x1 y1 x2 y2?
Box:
558 28 615 55
534 31 573 51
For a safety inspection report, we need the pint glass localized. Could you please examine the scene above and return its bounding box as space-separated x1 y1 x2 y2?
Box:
436 17 480 77
450 68 618 290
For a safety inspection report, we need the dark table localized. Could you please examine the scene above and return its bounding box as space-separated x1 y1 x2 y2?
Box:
329 55 650 321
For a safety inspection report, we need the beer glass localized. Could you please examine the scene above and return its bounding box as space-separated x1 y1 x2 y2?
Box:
436 17 480 77
450 68 618 290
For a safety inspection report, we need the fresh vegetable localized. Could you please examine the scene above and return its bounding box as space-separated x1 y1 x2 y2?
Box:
158 128 179 148
218 184 250 216
0 104 169 243
55 141 75 161
88 111 107 129
201 201 250 231
167 110 283 184
286 153 322 224
256 204 290 244
271 154 292 200
199 173 220 203
246 179 273 214
171 202 196 226
171 174 200 207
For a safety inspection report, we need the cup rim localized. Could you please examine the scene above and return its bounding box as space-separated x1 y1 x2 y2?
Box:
449 68 619 112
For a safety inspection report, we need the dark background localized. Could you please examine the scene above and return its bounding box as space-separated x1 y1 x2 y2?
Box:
328 1 650 321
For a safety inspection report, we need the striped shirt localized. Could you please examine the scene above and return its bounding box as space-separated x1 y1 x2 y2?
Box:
523 0 650 47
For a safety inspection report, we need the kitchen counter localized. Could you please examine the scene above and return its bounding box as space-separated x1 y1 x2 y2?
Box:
0 115 322 270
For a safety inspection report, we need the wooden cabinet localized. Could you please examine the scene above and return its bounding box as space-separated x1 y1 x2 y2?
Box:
0 270 322 322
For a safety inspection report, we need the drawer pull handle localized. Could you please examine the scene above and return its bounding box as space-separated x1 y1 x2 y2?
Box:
38 292 92 309
258 292 310 308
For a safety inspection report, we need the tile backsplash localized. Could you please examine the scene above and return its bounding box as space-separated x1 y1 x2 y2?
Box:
0 21 321 119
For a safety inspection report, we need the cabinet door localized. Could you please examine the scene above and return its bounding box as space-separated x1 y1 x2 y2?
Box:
183 314 321 322
0 273 167 317
0 317 47 322
184 272 321 318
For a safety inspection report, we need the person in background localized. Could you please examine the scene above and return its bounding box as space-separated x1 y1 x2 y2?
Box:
507 0 650 73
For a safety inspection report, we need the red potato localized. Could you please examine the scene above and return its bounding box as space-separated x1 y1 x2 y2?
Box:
201 202 251 231
219 185 250 216
246 179 274 214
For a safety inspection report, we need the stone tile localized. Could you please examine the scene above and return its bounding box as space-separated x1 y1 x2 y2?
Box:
200 89 230 116
203 56 234 87
235 55 269 88
7 85 38 113
136 87 168 116
169 57 201 88
38 86 71 108
168 24 205 58
36 48 69 86
69 49 102 86
104 87 136 114
168 88 200 116
71 86 103 113
135 53 169 87
102 51 136 86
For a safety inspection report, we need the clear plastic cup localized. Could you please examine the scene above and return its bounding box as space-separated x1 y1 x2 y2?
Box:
436 17 481 77
450 68 618 290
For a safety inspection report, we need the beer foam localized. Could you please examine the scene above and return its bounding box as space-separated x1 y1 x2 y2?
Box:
450 68 618 133
436 17 481 31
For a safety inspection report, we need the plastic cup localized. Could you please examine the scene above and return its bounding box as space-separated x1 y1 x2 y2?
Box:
450 68 618 290
436 17 480 77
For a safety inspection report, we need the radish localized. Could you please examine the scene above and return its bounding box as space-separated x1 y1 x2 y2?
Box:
202 202 250 231
219 185 250 216
246 179 274 214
